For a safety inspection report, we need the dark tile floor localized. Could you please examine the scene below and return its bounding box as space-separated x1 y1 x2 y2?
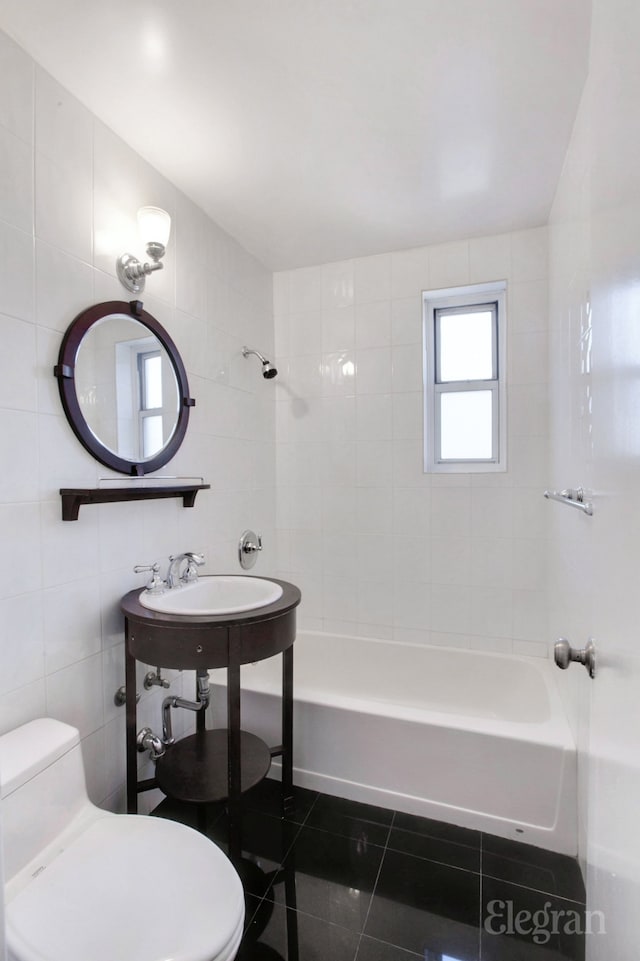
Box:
154 781 585 961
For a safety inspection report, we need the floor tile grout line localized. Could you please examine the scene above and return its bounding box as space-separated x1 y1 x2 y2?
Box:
236 788 321 915
291 820 392 851
258 817 307 903
298 789 321 826
354 809 397 959
480 872 587 906
356 932 424 959
382 842 482 876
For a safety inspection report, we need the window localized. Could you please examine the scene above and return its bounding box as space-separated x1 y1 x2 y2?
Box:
423 281 506 472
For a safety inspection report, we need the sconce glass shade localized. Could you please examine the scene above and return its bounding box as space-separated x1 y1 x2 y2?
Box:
137 206 171 253
117 206 172 293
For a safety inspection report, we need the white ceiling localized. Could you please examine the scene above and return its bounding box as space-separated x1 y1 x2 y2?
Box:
0 0 590 270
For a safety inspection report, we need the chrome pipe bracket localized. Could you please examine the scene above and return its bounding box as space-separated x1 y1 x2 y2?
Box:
554 637 597 678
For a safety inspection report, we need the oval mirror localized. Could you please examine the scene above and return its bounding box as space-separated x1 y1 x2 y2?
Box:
55 300 194 475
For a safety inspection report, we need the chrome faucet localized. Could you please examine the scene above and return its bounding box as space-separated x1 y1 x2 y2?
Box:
166 551 205 588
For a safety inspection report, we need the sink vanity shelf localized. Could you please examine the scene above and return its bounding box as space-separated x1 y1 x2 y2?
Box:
121 578 301 851
60 483 210 521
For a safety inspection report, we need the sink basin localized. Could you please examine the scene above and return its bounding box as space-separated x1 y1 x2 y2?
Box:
139 576 283 616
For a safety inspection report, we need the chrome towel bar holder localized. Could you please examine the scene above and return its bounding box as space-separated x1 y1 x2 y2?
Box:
544 487 593 516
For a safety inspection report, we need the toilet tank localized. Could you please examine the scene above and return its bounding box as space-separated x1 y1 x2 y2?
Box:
1 719 91 882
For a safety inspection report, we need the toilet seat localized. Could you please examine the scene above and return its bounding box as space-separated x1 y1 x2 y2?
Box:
6 814 244 961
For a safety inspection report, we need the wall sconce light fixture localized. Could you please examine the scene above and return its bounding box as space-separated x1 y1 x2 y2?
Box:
116 206 171 293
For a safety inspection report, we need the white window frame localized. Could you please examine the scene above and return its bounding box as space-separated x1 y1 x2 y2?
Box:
423 281 507 473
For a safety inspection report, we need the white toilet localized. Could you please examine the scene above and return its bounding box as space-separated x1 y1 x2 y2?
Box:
1 718 245 961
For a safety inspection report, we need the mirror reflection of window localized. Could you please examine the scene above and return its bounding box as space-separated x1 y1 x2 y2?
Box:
112 329 179 461
138 351 164 458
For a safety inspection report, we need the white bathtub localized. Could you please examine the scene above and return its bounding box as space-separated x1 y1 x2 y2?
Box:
209 631 577 855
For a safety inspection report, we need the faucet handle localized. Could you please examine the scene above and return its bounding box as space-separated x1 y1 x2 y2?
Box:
133 562 166 594
183 552 205 582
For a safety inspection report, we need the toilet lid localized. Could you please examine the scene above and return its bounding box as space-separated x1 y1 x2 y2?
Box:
6 815 244 961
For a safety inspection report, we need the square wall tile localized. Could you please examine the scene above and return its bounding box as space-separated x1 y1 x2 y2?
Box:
46 652 104 739
0 592 45 694
430 536 472 586
357 579 394 626
357 440 393 487
469 232 511 284
0 31 33 143
354 252 392 304
431 487 471 538
290 265 322 313
39 499 100 589
355 301 391 349
0 221 34 322
391 247 429 299
0 681 46 738
393 487 431 537
391 297 422 345
0 314 37 410
357 534 394 580
0 125 32 232
393 579 431 631
356 347 392 394
509 330 549 385
35 68 93 175
393 535 431 583
0 504 41 599
43 576 102 675
322 305 355 352
471 586 513 638
36 151 92 262
322 260 354 309
428 240 470 289
35 240 93 332
0 411 39 501
391 344 422 392
392 392 422 440
289 310 322 356
357 487 393 533
509 279 549 332
273 271 290 317
512 226 548 282
431 584 472 634
322 350 357 395
356 393 393 441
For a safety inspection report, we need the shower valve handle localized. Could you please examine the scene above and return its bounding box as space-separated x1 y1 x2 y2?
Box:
239 529 262 569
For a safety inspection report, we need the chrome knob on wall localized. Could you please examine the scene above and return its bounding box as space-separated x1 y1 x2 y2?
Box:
239 529 263 569
554 637 597 678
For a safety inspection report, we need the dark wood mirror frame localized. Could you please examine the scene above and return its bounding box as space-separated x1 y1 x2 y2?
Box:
54 299 195 476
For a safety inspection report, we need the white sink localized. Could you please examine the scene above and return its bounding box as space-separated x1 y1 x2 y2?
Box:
139 576 283 616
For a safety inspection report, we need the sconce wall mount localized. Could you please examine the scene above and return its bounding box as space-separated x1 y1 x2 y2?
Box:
117 206 171 294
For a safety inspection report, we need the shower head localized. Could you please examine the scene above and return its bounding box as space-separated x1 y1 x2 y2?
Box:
242 346 278 379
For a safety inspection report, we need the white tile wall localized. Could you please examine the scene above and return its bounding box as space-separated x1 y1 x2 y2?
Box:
0 31 275 809
275 228 550 654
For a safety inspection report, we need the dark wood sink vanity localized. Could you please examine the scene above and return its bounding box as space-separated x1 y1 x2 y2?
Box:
52 299 300 850
122 579 301 850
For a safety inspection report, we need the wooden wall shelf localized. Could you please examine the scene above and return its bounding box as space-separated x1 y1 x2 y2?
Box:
60 483 210 521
